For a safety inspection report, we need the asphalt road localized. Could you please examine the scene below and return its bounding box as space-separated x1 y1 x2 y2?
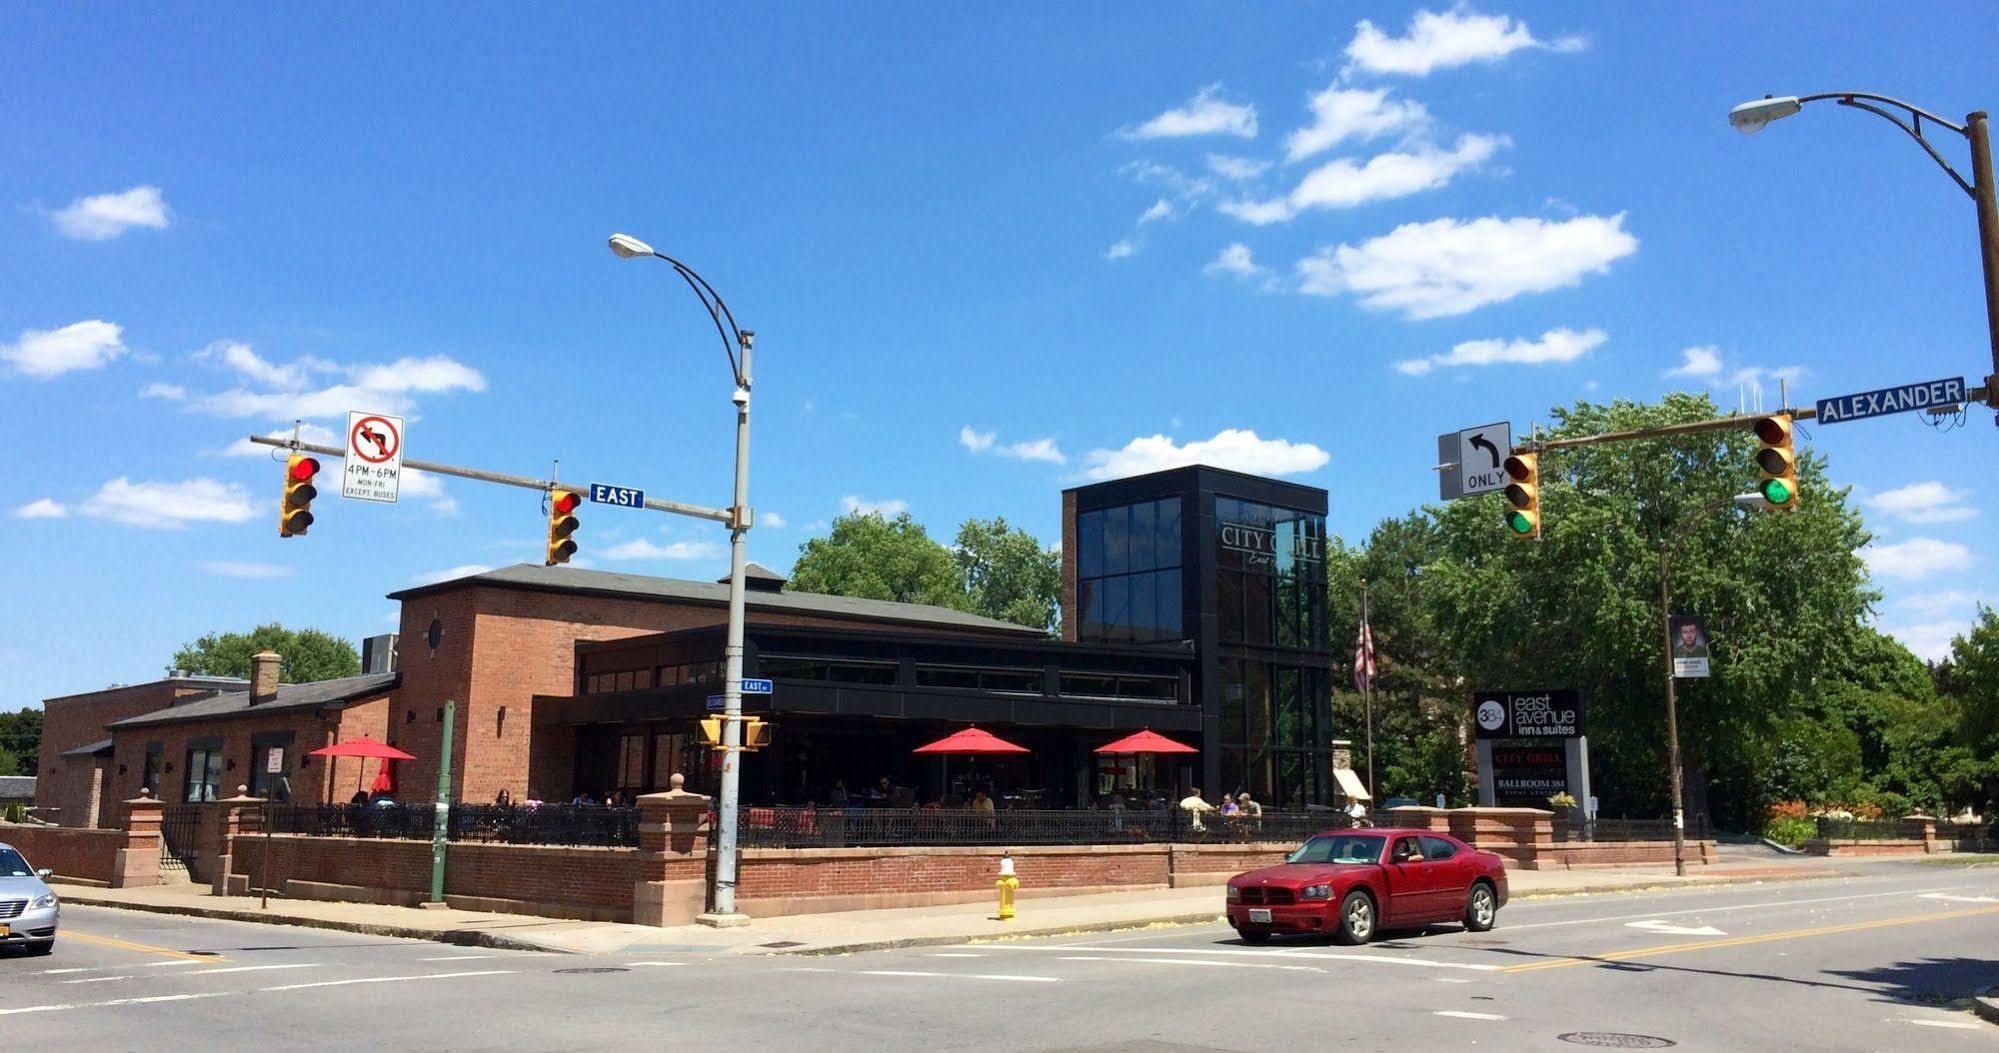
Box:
5 860 1997 1051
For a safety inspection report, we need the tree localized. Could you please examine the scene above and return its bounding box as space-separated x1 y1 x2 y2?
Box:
172 624 360 684
0 708 42 776
1937 605 1999 809
787 513 969 610
954 517 1061 632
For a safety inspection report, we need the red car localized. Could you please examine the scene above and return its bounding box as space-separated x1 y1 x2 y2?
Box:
1225 828 1508 945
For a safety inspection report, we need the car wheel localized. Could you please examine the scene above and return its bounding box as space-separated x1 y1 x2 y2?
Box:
1236 927 1271 945
26 941 54 957
1334 890 1376 946
1465 882 1497 932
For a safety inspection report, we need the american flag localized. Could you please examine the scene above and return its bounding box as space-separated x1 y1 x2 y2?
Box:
1353 613 1375 694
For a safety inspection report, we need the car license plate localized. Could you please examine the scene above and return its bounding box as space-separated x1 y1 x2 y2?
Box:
1248 908 1272 924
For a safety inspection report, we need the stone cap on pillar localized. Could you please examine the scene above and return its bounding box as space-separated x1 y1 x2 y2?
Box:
124 787 164 808
218 785 266 805
637 773 713 811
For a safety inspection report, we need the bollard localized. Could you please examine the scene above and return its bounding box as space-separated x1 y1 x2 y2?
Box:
996 852 1019 921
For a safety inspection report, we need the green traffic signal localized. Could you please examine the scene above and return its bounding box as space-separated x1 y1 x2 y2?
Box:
1507 511 1536 534
1761 478 1794 506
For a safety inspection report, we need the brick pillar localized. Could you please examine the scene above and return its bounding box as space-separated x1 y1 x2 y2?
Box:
116 790 163 888
85 762 106 829
1906 815 1939 854
208 786 266 894
633 773 712 927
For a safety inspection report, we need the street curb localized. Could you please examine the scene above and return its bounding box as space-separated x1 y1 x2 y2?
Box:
781 912 1227 957
58 893 565 954
1973 987 1999 1027
1510 867 1844 901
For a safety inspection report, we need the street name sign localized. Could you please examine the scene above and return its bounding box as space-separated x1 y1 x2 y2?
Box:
739 678 774 694
1815 376 1966 425
706 694 726 711
342 411 405 503
588 483 646 509
1438 422 1512 500
1473 688 1584 739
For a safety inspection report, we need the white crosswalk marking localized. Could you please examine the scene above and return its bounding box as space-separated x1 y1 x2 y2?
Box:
1061 955 1323 973
631 961 686 968
1900 1018 1982 1030
984 945 1499 971
0 992 232 1017
421 955 499 962
1435 1010 1507 1021
59 976 134 985
185 963 320 976
860 970 1060 984
261 969 514 992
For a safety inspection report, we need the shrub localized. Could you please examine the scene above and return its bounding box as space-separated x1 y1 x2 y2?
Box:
1767 800 1808 823
1547 792 1578 808
1763 816 1817 847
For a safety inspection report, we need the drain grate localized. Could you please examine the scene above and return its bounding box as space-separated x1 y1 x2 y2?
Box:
1557 1034 1676 1049
555 967 631 974
759 940 805 949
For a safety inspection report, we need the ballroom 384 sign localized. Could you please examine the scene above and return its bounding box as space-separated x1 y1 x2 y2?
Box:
1472 689 1584 739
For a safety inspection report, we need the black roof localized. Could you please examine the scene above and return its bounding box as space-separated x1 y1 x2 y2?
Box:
60 738 114 758
0 775 33 799
387 563 1044 636
105 673 400 731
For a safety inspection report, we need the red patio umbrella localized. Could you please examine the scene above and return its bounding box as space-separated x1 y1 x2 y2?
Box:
311 737 417 796
914 727 1029 754
1094 729 1197 755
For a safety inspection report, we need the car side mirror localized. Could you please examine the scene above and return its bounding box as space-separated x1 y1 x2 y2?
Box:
36 868 53 880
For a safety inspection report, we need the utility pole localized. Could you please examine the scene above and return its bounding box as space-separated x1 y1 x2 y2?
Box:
1657 545 1688 878
427 698 455 907
1967 111 1999 417
707 333 753 926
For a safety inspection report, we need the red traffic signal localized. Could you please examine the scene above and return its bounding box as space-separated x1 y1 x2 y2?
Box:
546 488 582 565
552 489 582 515
279 454 320 537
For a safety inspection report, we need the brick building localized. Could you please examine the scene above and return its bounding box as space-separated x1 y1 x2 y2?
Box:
36 673 245 826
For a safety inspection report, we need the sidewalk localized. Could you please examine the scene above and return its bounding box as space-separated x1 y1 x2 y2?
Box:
53 856 1860 958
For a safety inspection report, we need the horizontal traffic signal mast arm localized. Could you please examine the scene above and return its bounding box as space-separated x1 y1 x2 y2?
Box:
244 434 733 524
1522 383 1991 453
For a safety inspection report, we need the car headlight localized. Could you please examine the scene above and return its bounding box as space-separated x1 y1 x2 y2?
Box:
1226 884 1241 901
1300 884 1332 901
31 892 57 909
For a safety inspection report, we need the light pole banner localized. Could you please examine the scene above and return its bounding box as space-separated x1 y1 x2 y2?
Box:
1671 616 1711 678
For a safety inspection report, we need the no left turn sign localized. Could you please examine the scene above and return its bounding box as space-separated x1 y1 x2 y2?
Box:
342 410 405 503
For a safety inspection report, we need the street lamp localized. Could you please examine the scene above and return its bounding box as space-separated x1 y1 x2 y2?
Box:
608 232 755 927
1729 92 1999 422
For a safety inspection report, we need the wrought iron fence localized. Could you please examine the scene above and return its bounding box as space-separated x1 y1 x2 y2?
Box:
731 806 1354 849
1553 816 1711 843
1814 817 1924 841
266 804 640 847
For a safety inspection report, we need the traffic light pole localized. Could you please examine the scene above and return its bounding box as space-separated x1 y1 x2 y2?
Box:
704 335 753 927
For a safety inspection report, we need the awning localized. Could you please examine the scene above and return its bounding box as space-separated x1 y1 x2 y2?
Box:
61 738 114 759
1333 767 1372 801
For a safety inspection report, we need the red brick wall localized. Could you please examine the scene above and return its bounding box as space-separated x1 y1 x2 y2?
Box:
106 701 391 813
1060 490 1078 642
734 844 1175 915
229 834 641 918
0 822 127 884
38 680 233 824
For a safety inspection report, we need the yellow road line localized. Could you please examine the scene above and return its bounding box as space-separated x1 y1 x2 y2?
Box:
61 930 227 964
1503 904 1999 974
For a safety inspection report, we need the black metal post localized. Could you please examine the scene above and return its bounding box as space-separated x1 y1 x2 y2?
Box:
1966 111 1999 418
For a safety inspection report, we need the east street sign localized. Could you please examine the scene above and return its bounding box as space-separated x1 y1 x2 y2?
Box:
1815 376 1966 425
588 482 646 509
1472 689 1585 739
1437 421 1512 500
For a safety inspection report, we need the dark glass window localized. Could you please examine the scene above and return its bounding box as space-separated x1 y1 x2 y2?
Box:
1080 580 1103 641
183 748 222 803
1101 575 1130 643
1103 504 1130 575
1116 675 1178 702
142 747 163 795
914 666 980 689
1158 499 1182 569
1059 673 1119 697
1130 500 1156 572
1079 510 1104 578
977 669 1041 693
1076 497 1187 645
1130 572 1157 641
825 662 898 685
1157 569 1183 637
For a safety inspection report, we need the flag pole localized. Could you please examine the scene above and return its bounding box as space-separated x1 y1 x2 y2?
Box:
1361 579 1375 803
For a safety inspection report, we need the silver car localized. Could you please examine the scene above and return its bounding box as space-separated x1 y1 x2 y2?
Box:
0 843 59 956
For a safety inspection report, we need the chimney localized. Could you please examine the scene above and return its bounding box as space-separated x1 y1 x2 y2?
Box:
250 651 282 704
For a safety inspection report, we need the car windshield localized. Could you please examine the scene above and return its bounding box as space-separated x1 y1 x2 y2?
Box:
0 848 31 877
1286 834 1384 865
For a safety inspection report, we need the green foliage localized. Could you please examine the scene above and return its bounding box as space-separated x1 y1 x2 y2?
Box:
789 513 971 611
954 517 1062 632
1936 606 1999 806
1762 815 1817 847
0 708 40 776
172 624 360 684
1 802 29 823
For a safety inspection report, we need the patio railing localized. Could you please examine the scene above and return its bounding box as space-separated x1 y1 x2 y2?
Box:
1553 816 1711 843
266 804 641 847
732 806 1354 848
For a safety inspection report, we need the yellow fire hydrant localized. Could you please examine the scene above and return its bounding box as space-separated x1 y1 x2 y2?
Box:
996 852 1019 921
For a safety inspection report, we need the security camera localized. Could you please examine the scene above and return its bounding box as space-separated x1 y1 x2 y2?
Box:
732 387 750 407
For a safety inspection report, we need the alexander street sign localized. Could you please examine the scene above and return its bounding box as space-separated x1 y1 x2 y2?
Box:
1815 377 1966 425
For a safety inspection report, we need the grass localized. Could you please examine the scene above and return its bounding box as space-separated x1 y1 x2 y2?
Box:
1916 854 1999 868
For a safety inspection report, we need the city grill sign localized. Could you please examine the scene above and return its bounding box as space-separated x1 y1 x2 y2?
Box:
1218 521 1322 568
1472 689 1584 739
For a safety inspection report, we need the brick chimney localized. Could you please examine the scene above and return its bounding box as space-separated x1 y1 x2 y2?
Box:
250 651 282 704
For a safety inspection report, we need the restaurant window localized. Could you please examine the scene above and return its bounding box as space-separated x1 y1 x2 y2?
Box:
1076 497 1184 644
1216 498 1326 649
915 666 1041 693
617 731 647 792
142 743 163 795
760 656 898 686
249 733 294 801
1057 673 1178 703
183 746 223 802
1218 660 1331 805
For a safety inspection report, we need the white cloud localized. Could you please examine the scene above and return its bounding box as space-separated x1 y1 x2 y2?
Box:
12 498 68 519
1082 428 1329 481
1286 87 1429 162
1344 7 1586 77
759 511 787 529
1203 243 1272 283
1206 154 1271 181
198 560 296 580
1394 326 1606 376
348 356 487 394
603 537 726 561
1866 482 1978 525
1893 590 1985 619
1122 83 1258 140
1863 537 1973 581
1666 346 1724 378
1104 239 1137 261
191 384 417 420
49 185 169 241
177 345 485 420
2 320 129 378
1229 134 1506 224
1119 160 1215 201
1880 621 1972 662
195 340 333 390
960 426 996 453
411 564 494 586
140 382 186 400
1296 213 1638 319
76 477 258 529
841 495 910 517
397 468 458 516
1138 198 1175 224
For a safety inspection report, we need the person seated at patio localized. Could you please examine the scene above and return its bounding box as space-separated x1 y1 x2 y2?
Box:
829 779 850 808
349 789 369 806
494 789 513 808
1179 788 1215 830
874 776 893 800
572 790 598 805
1237 792 1263 818
971 790 995 816
1221 793 1239 816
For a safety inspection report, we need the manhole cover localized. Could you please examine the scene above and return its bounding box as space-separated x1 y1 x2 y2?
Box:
1557 1034 1676 1049
759 940 805 949
554 967 630 974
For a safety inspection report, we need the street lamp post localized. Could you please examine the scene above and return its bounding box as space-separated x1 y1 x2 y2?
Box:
609 232 755 926
1730 93 1999 423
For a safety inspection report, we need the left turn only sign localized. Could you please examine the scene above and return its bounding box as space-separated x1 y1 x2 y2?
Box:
342 411 405 503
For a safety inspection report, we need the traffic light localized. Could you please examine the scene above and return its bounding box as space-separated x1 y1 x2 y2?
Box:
279 454 320 537
699 717 723 746
1753 414 1799 510
742 718 771 750
1502 452 1540 540
546 488 581 565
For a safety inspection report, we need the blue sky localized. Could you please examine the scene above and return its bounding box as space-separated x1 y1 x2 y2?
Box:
3 3 1994 705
